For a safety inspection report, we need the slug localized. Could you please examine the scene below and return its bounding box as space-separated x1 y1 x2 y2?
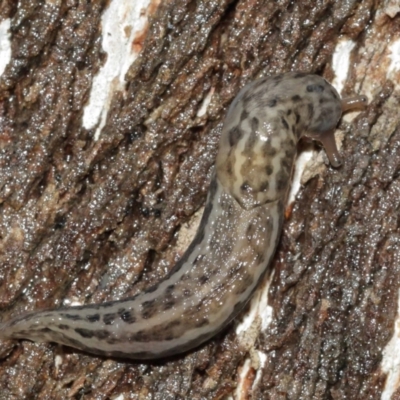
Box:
0 72 367 359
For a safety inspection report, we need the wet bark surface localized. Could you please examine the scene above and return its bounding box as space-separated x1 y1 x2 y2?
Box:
0 0 399 399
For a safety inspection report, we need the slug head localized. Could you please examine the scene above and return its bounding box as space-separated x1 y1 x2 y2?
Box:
304 85 368 167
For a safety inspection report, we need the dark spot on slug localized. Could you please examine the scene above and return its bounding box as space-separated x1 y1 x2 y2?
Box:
268 98 277 107
293 72 307 79
62 313 83 321
75 328 94 338
256 248 266 263
93 330 110 340
292 95 302 102
226 159 233 177
240 110 249 121
58 324 70 330
128 320 182 343
295 112 300 124
163 300 176 310
103 313 116 325
195 317 209 327
262 142 277 157
229 127 243 147
128 330 147 342
282 153 294 172
266 165 274 175
141 299 157 319
246 222 257 239
307 83 324 93
199 274 209 284
86 314 100 323
281 116 289 130
228 262 244 277
259 180 269 192
251 117 259 133
119 309 136 324
106 337 120 345
244 118 258 152
165 284 175 295
165 319 181 330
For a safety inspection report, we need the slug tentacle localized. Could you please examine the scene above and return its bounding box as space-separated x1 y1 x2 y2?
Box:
0 72 366 359
306 93 368 167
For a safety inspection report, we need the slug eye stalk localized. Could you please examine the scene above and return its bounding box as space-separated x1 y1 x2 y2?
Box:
341 94 368 112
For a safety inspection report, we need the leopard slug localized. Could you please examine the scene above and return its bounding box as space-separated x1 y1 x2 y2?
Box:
0 72 367 359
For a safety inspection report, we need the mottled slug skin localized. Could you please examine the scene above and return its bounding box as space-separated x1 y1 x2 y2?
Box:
0 73 346 359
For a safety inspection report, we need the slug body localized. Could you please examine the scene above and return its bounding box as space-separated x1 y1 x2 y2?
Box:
0 73 362 359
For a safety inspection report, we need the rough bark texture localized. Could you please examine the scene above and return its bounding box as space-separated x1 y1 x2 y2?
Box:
0 0 399 399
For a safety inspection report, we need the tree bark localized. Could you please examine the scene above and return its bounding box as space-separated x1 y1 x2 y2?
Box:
0 0 399 399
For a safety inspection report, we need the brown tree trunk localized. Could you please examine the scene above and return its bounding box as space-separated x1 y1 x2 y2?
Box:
0 0 399 399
